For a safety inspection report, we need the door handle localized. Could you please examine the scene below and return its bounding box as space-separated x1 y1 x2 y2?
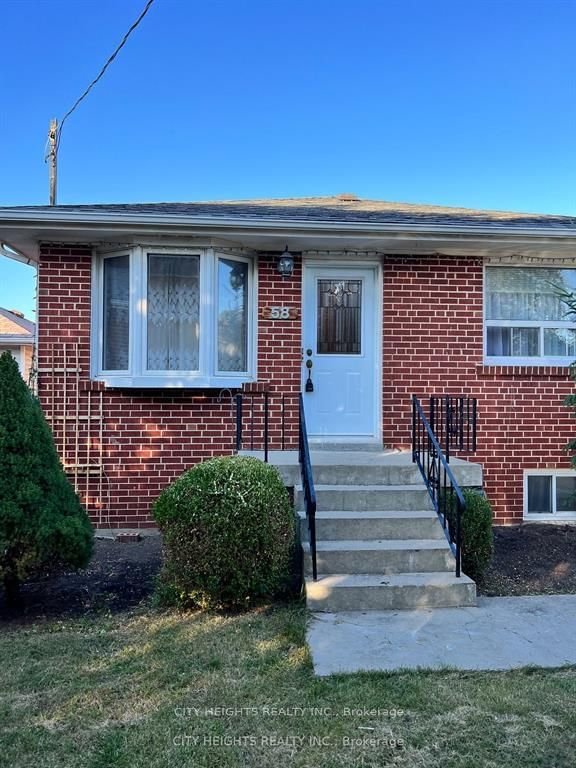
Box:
305 354 314 393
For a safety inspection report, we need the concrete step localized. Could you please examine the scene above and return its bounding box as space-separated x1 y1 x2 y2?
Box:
304 539 454 575
300 510 445 541
238 450 483 489
308 464 425 486
296 484 431 512
305 572 476 612
308 441 385 452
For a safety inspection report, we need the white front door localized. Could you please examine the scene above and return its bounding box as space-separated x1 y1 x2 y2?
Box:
302 265 378 438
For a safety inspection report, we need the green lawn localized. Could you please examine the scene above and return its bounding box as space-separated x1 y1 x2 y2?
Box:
1 602 575 768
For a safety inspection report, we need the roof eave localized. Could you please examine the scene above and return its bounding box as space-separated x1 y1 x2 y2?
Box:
1 209 576 265
0 208 574 238
0 335 34 344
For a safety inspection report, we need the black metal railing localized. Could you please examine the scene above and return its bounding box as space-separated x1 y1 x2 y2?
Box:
429 395 477 459
235 391 317 579
299 393 317 580
412 395 467 577
235 392 298 460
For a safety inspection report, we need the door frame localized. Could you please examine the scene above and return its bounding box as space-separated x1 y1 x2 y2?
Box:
301 257 383 443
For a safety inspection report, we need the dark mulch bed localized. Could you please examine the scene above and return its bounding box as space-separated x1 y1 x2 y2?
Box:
0 536 163 627
478 523 576 596
3 524 576 625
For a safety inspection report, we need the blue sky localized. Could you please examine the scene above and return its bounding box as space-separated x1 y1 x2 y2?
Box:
1 0 576 317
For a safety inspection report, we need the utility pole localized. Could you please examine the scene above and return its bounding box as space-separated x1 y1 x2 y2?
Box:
47 119 58 205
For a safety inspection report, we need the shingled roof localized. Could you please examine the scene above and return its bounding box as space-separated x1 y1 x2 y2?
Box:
0 308 35 339
1 195 575 231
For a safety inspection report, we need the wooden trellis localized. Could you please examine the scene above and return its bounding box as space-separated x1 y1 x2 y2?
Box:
39 342 109 527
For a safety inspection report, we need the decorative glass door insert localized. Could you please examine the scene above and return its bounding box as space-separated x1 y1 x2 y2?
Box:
317 279 362 355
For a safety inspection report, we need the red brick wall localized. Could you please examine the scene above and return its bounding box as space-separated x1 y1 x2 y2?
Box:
382 255 576 524
255 254 303 448
38 245 575 527
37 246 303 528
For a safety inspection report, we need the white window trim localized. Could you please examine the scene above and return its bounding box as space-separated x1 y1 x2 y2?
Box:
91 246 257 388
524 469 576 521
95 250 132 376
140 247 205 379
483 263 576 366
214 252 255 377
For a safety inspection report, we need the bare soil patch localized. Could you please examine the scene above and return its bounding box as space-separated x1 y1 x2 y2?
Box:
478 523 576 596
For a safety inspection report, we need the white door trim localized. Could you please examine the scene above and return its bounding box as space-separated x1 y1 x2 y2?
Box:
301 259 382 443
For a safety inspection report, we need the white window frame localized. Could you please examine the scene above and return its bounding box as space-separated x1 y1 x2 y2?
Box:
91 246 257 388
97 250 132 376
484 263 576 366
524 469 576 521
141 248 205 380
214 253 254 377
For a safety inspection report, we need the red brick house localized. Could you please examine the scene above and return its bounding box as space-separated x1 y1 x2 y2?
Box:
1 195 576 532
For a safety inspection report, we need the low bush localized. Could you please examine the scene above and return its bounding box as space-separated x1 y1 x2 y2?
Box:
153 455 295 610
446 488 494 580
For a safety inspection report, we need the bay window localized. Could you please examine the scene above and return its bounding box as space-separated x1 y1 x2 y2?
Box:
147 254 200 372
485 266 576 364
102 254 130 371
93 247 255 387
217 258 248 373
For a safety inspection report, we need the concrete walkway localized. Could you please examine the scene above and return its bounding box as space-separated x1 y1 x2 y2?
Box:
308 595 576 675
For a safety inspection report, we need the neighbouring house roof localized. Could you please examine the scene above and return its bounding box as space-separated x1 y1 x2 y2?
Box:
1 195 575 230
0 307 35 342
1 195 576 263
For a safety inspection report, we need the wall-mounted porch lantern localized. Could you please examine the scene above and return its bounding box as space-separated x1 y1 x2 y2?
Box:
277 246 294 278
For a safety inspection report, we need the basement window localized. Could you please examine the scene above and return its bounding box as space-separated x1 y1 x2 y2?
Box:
92 247 255 387
524 471 576 520
485 266 576 365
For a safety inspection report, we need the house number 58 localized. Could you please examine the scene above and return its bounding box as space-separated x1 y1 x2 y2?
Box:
270 306 290 319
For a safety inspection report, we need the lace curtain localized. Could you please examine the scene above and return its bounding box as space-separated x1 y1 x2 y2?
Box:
147 255 200 371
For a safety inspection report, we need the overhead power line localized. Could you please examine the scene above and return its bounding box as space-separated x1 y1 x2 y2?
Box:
46 0 156 203
56 0 155 150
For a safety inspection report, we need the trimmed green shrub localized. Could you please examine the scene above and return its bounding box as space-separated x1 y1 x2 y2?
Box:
153 455 295 610
446 488 493 579
0 352 93 607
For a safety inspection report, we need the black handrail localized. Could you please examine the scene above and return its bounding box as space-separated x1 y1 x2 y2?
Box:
299 393 317 580
235 392 292 459
412 395 464 577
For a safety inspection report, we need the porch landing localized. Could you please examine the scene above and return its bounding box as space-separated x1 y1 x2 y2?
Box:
239 449 482 488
